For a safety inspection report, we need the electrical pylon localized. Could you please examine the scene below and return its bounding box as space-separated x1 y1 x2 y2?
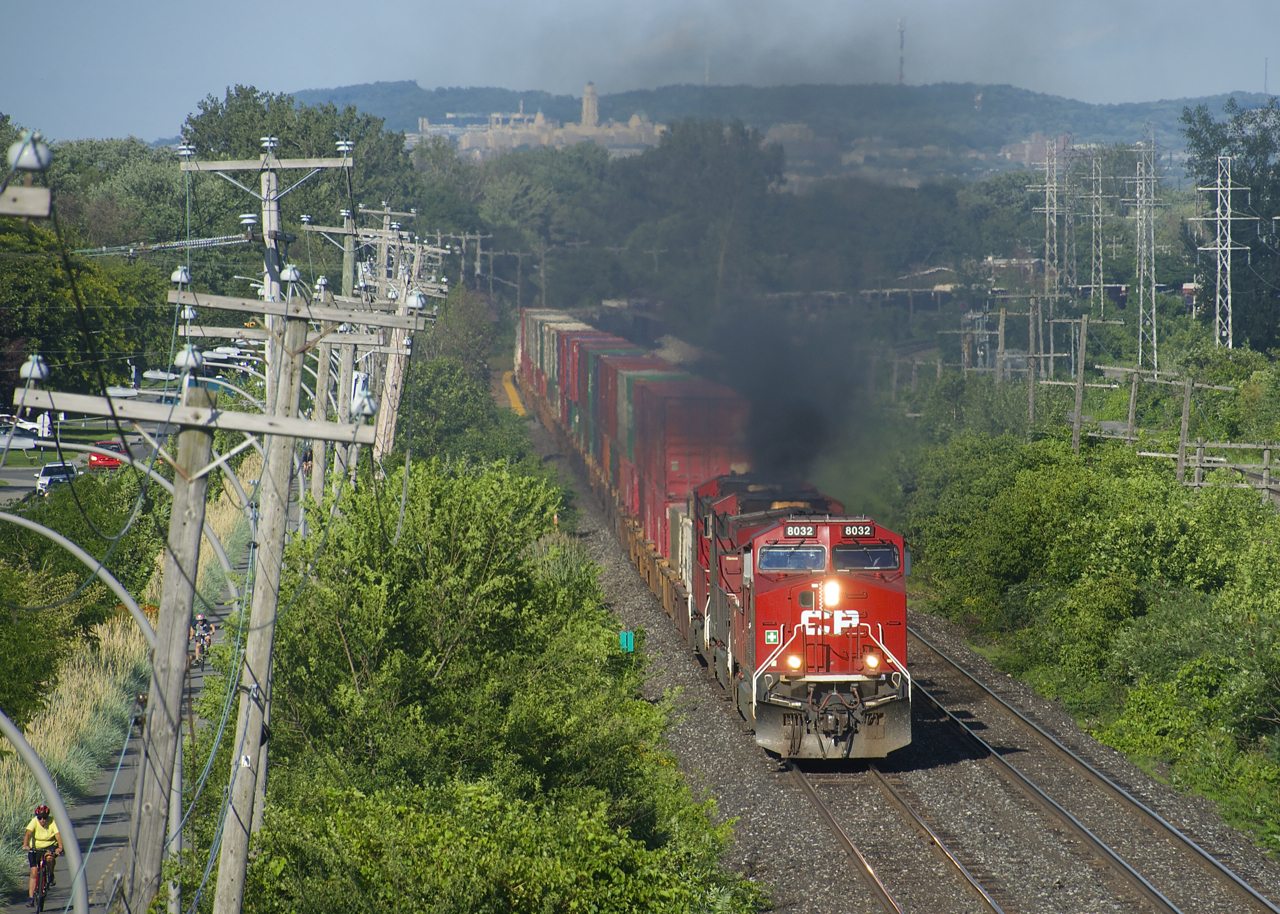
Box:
1193 156 1255 349
1029 142 1061 373
1131 129 1160 371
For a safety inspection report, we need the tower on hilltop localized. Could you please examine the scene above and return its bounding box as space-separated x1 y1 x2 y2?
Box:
582 83 599 129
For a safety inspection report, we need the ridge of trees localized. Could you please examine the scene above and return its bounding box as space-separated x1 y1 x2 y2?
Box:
292 80 1276 156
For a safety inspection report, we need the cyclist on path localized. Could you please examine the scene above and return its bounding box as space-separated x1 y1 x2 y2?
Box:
23 804 63 906
191 613 216 664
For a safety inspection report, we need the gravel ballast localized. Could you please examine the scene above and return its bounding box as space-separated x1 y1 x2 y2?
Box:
526 412 1280 912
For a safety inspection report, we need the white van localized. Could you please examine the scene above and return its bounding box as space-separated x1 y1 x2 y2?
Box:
35 462 76 496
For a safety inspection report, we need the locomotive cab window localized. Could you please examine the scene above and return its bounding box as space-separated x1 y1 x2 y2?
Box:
833 544 900 571
757 545 826 572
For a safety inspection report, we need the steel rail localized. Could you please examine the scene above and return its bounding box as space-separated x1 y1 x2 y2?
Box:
915 680 1182 913
909 628 1280 914
789 767 903 914
865 763 1005 914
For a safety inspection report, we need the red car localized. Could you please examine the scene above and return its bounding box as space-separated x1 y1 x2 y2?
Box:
89 441 124 469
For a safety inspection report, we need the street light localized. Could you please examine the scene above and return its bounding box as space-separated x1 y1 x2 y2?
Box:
7 131 52 172
20 354 50 382
173 344 203 373
351 390 378 418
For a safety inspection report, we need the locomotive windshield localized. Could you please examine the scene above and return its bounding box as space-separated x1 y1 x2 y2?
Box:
757 545 826 571
833 544 900 570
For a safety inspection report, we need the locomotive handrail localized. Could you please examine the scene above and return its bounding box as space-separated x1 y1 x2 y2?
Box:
860 622 912 701
752 624 802 718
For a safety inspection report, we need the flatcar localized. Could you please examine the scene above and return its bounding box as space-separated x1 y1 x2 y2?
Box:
516 308 912 758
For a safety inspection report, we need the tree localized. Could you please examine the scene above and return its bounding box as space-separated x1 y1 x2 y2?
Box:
0 220 172 399
397 357 529 465
183 86 422 233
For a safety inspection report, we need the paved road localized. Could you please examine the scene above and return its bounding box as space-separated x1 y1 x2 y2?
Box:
0 434 167 507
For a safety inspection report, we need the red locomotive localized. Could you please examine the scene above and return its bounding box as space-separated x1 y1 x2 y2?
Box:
516 309 912 758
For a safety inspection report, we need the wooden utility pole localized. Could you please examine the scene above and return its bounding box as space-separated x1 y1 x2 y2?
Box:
1127 372 1141 442
212 315 307 914
1027 299 1038 425
1072 314 1089 454
334 341 355 492
1176 377 1193 482
128 385 215 914
15 380 376 914
995 308 1007 385
311 338 332 503
163 291 424 908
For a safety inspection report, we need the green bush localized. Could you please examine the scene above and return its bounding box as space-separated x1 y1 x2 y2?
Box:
244 781 764 914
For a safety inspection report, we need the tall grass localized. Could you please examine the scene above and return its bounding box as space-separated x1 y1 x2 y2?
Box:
0 617 150 893
195 454 258 612
139 454 258 611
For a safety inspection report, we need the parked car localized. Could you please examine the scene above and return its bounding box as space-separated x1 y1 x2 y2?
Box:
35 462 77 496
0 416 40 434
89 440 124 469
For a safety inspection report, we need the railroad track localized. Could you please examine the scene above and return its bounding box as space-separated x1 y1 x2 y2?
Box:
908 627 1280 914
792 763 1006 914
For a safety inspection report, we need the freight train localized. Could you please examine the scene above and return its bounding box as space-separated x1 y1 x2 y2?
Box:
516 309 912 759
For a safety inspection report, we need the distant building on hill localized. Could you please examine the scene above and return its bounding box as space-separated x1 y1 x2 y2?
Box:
406 83 664 160
1000 132 1072 167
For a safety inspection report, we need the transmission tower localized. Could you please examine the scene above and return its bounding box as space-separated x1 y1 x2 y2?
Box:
1192 156 1255 348
1029 143 1060 372
1130 129 1160 371
1078 148 1117 317
1061 138 1078 291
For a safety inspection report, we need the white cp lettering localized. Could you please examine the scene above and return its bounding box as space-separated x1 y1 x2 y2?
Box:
801 609 860 636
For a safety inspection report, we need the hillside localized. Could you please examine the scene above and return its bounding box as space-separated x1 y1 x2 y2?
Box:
293 80 1270 155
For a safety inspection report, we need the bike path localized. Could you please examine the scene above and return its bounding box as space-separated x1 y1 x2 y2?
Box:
4 601 232 913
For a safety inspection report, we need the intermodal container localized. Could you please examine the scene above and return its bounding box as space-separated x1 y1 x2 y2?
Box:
634 379 751 552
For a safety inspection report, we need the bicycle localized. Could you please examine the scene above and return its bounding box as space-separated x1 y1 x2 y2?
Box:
28 846 60 912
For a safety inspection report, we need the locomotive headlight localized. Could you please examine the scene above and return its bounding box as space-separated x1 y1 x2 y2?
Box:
823 579 840 606
786 654 803 671
864 652 881 671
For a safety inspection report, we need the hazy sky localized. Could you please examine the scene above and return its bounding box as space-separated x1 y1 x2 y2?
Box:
8 0 1280 142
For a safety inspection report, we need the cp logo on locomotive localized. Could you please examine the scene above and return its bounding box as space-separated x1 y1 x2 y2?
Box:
800 609 860 635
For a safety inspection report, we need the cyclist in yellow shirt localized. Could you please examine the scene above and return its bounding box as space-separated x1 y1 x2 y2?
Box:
23 804 64 906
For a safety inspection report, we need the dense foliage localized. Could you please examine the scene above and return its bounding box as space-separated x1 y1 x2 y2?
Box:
178 455 764 913
0 461 169 726
907 429 1280 851
0 218 172 399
